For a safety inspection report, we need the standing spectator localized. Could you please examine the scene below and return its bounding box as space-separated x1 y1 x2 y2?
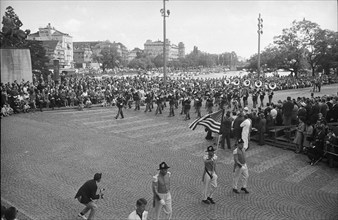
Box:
202 146 218 204
293 119 305 153
232 139 250 194
257 113 266 146
240 114 252 151
303 121 314 151
233 112 244 145
282 97 294 126
152 162 172 220
128 198 148 220
75 173 104 220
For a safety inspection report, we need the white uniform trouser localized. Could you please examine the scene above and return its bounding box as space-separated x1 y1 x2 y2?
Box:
154 192 172 220
242 132 249 150
203 172 218 200
232 164 249 189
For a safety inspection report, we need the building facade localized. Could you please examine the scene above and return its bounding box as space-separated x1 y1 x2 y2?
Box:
27 23 73 68
144 39 185 61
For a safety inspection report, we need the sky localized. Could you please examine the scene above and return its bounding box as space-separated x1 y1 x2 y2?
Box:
1 0 337 59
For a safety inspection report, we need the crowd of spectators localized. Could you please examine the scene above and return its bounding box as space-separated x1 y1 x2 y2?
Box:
1 71 337 117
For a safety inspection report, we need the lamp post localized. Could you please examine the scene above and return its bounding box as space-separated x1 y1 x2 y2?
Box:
160 0 170 87
257 13 263 79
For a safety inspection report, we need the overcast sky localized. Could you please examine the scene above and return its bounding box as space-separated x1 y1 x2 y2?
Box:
1 0 337 59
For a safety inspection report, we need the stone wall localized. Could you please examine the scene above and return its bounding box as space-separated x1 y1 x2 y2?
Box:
0 49 32 83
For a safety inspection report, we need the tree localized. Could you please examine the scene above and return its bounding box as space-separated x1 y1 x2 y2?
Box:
24 40 50 80
92 46 121 72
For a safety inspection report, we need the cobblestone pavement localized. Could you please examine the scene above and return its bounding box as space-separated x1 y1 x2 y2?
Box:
1 85 338 220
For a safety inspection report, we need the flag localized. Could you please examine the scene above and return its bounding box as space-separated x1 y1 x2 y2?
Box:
189 109 224 133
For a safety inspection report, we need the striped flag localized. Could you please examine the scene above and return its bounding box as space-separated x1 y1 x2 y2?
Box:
189 109 224 133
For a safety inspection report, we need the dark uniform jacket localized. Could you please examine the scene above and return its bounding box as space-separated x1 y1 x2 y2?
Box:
75 179 99 204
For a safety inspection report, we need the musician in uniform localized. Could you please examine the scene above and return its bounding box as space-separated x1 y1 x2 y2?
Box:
144 92 152 112
152 162 172 220
155 95 162 115
252 89 258 109
133 90 140 111
206 95 213 114
115 94 125 119
168 93 175 117
184 97 191 120
202 146 218 204
195 95 202 118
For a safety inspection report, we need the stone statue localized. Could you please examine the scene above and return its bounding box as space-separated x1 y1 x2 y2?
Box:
0 6 30 47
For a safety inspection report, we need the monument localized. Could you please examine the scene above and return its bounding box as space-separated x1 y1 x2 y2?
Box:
0 6 32 83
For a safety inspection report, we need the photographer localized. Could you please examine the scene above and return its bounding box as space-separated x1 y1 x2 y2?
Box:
75 173 104 220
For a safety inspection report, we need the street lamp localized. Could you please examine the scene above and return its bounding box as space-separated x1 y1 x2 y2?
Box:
160 0 170 87
257 13 263 79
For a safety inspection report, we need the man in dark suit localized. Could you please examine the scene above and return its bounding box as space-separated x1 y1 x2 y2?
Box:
282 97 294 126
75 173 104 220
219 111 233 149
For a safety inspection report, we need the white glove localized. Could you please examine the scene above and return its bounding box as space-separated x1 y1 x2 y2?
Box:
160 199 165 205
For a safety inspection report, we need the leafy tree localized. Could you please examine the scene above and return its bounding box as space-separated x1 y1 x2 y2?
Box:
92 46 121 72
24 40 50 80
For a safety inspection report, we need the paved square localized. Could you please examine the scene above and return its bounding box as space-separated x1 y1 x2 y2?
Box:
2 85 338 220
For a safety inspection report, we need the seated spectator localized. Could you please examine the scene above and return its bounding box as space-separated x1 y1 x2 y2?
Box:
85 98 92 108
4 206 18 220
1 205 6 220
306 123 326 165
1 105 8 117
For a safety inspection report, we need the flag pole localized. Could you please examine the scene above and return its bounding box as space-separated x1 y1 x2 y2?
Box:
216 108 225 150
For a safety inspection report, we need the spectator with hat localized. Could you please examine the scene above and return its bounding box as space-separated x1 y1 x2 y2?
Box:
232 139 250 194
202 146 218 204
75 173 104 220
152 162 172 220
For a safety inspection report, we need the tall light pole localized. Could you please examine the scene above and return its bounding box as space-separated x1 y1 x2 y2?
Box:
257 13 263 79
161 0 170 87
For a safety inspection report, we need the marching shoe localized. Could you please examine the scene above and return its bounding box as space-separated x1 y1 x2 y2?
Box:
202 199 210 204
78 213 87 220
241 187 249 194
207 197 215 204
232 189 240 194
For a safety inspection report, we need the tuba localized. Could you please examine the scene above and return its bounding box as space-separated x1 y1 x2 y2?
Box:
269 82 277 90
232 79 240 86
224 79 231 85
243 79 250 87
255 80 262 88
